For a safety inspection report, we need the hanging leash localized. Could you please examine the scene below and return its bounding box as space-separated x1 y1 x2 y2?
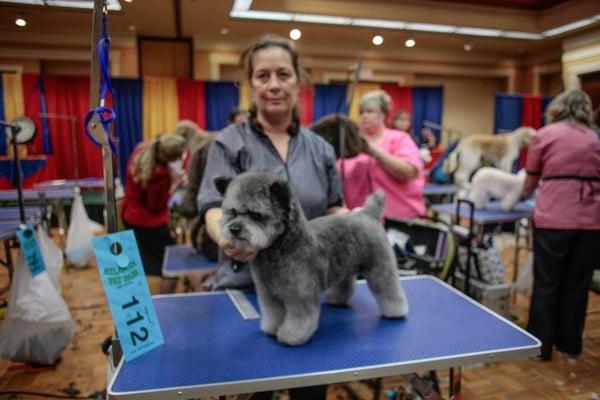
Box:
84 2 116 153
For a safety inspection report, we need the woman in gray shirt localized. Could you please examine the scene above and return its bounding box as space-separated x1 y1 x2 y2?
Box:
197 35 345 289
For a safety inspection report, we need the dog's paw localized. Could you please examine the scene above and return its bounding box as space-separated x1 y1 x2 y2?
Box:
260 319 279 336
381 301 409 319
276 326 311 346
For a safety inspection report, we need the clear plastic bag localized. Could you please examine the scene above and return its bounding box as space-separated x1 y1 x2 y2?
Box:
36 226 64 291
65 192 96 267
0 247 76 365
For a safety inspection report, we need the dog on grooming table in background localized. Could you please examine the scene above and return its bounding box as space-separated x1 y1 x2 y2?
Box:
444 126 536 188
466 167 526 211
216 172 408 346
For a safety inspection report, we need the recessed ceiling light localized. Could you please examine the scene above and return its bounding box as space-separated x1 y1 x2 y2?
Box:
124 0 132 3
289 28 301 40
128 24 136 31
463 41 474 51
405 37 415 47
15 13 26 27
372 35 383 46
220 28 229 35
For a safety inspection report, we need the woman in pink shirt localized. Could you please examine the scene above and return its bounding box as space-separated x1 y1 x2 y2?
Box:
338 90 425 219
522 89 600 361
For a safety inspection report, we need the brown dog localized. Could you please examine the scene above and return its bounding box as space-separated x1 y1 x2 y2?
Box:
443 126 536 188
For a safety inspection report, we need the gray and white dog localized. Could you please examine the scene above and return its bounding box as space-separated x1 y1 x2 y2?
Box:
215 171 409 346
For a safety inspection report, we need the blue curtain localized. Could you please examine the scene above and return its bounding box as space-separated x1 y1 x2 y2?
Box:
494 93 523 134
541 95 553 127
205 82 239 131
313 84 347 121
0 72 6 155
412 87 443 145
113 78 143 183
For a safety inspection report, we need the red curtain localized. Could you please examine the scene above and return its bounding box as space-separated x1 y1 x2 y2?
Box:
177 79 206 129
299 84 314 126
520 94 542 168
381 84 413 125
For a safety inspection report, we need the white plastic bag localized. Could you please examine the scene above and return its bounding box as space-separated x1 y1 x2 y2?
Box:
514 252 534 297
0 248 76 364
36 226 64 291
65 192 96 267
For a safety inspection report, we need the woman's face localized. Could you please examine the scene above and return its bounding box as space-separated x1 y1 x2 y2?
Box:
250 47 299 120
360 105 386 137
393 113 411 132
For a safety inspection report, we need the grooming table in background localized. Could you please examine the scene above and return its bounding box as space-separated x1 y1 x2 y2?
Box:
423 183 458 204
34 177 105 191
162 244 218 277
430 200 533 226
107 276 540 399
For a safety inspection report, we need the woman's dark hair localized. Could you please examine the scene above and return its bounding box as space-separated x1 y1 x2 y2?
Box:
228 107 248 123
240 34 301 81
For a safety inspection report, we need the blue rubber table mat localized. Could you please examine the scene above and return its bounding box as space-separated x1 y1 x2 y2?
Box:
109 276 539 399
34 177 104 190
430 201 533 224
0 188 74 201
423 184 458 196
162 245 218 277
0 207 40 221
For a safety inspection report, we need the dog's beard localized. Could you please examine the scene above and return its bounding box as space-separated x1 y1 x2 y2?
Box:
220 219 280 253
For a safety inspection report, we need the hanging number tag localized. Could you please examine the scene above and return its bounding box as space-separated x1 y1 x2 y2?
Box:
92 230 164 361
16 225 45 277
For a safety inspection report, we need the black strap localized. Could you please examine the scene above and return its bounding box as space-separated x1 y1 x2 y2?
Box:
543 175 600 181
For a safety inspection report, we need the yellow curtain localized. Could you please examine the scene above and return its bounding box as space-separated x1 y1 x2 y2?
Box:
238 80 251 111
143 77 179 140
3 73 26 156
348 82 381 122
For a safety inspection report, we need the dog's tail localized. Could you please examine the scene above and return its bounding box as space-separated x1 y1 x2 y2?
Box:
361 190 385 219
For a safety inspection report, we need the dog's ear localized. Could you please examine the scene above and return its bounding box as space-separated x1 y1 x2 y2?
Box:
269 180 294 219
214 176 233 195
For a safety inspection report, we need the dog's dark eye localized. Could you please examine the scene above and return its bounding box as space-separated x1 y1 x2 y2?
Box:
248 211 265 221
227 209 237 218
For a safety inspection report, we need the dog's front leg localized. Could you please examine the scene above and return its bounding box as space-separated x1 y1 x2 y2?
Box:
277 299 320 346
253 276 285 336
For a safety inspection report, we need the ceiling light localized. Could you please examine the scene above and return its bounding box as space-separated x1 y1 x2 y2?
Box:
405 37 415 47
372 35 383 46
293 14 351 25
405 22 456 33
463 41 474 51
220 28 229 35
352 19 406 29
502 31 543 40
232 0 253 11
15 13 26 27
454 27 503 37
289 28 301 40
542 18 597 37
128 24 136 31
124 0 132 2
230 10 293 21
1 0 121 10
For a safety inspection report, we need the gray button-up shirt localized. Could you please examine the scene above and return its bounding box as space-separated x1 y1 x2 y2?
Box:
197 120 343 220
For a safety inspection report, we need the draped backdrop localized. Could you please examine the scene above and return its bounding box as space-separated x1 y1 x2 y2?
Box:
494 93 554 169
0 73 443 188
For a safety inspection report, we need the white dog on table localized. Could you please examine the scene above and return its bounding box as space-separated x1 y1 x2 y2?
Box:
466 167 526 211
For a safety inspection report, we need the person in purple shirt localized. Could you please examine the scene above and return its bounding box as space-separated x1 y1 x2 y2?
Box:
522 89 600 361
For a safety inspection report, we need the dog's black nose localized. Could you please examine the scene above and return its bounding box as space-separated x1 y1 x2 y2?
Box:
229 223 243 238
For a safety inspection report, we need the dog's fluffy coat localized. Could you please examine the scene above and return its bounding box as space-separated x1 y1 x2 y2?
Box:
466 167 526 211
443 126 535 188
216 172 408 346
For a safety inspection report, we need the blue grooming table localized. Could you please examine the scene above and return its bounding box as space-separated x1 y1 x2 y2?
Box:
423 184 458 197
107 276 540 399
0 206 41 223
0 188 74 202
162 244 218 277
430 201 533 224
34 177 104 191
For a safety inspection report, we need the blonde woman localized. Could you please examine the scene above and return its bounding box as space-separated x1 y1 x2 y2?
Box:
522 89 600 361
121 133 186 294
